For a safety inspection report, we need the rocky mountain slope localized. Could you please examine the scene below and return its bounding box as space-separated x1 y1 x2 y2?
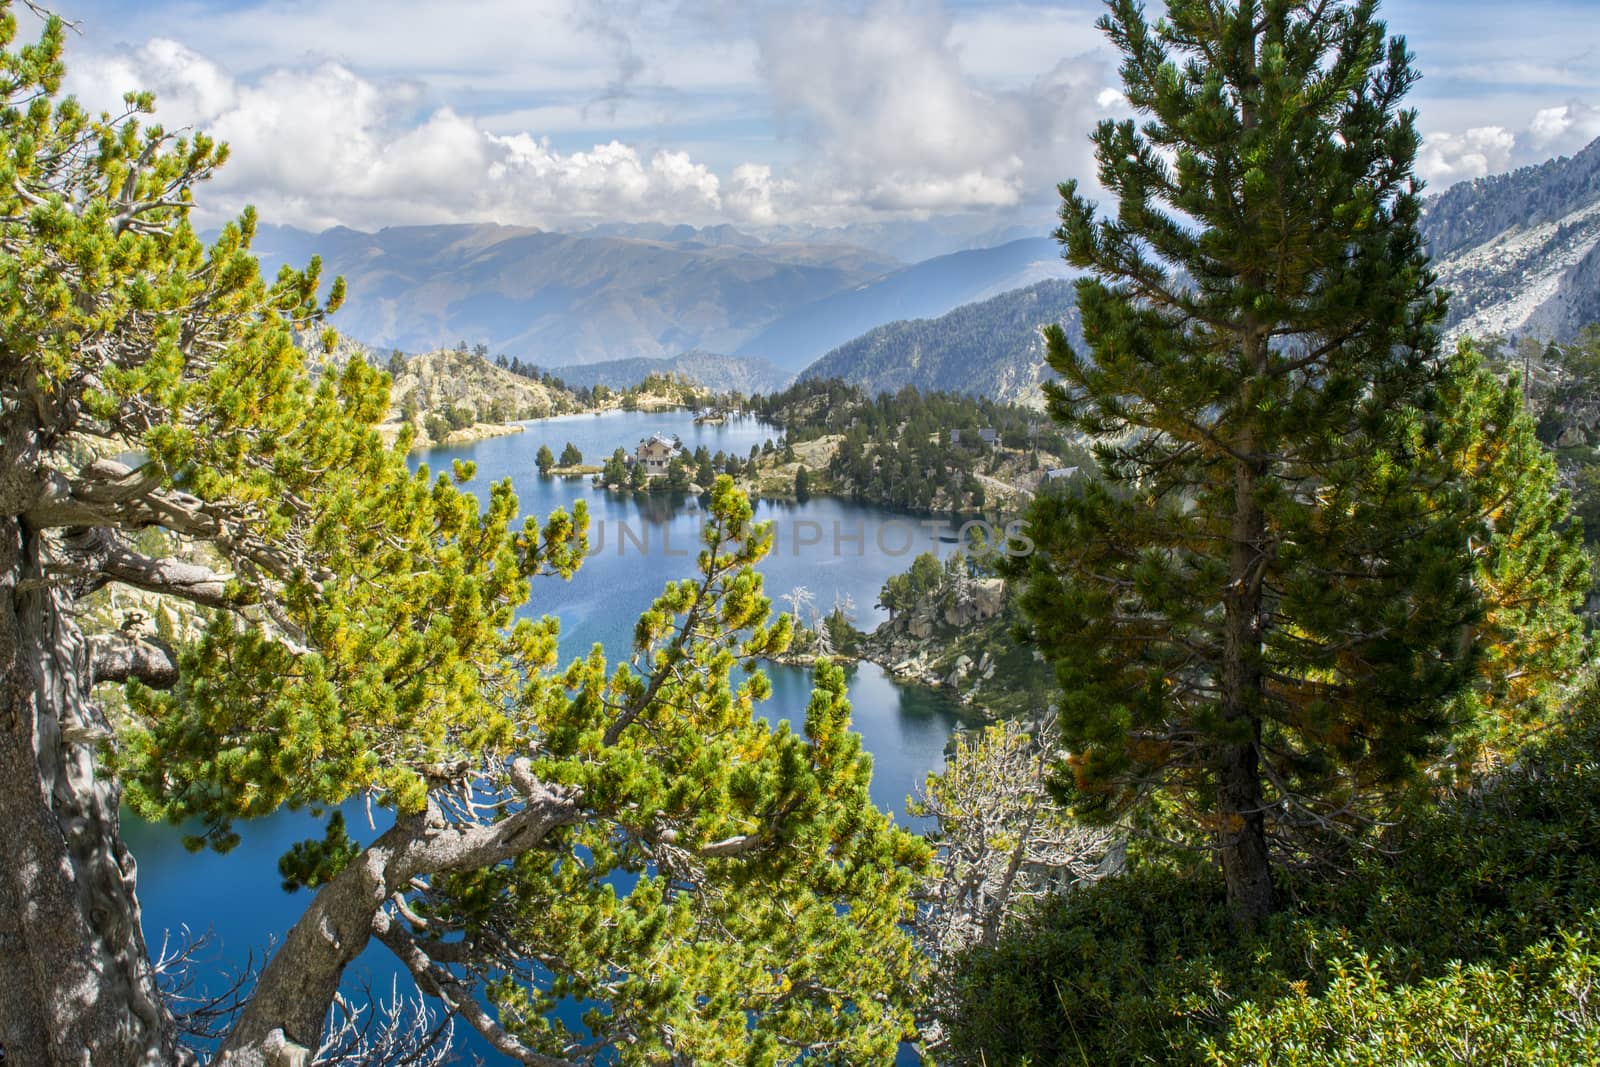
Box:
314 337 578 447
390 347 575 424
799 279 1080 404
1424 136 1600 343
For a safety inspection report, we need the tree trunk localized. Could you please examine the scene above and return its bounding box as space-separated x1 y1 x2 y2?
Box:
218 775 579 1065
1214 735 1274 925
216 832 400 1061
1217 459 1276 926
1216 319 1276 928
0 515 181 1066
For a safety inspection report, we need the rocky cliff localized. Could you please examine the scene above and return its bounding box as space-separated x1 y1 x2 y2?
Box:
1425 136 1600 343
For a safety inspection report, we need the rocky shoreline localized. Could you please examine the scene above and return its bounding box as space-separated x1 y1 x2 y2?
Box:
768 574 1034 720
858 577 1008 706
377 419 528 451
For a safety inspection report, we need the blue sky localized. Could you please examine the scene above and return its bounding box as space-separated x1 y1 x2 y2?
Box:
34 0 1600 235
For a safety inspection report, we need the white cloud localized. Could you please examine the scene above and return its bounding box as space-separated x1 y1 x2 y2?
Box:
64 40 727 231
753 0 1115 217
30 0 1600 232
1419 97 1600 189
1417 126 1517 184
51 2 1121 232
1526 101 1600 157
949 3 1112 85
723 163 791 225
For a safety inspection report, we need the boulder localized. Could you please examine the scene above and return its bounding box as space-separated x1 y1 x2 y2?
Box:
972 578 1005 620
945 654 974 687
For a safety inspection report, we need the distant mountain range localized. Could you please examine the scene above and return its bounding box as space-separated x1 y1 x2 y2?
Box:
247 222 1076 376
802 136 1600 403
253 136 1600 406
248 222 899 365
800 280 1080 405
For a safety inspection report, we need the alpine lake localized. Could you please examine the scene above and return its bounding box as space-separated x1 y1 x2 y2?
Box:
125 408 969 1065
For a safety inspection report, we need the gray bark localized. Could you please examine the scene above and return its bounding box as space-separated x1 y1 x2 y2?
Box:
87 633 180 689
0 514 182 1066
217 770 581 1064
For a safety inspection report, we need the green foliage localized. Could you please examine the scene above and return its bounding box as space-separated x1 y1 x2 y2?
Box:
125 460 932 1058
822 607 858 656
666 455 691 491
601 446 630 486
536 442 555 474
793 464 811 501
1542 328 1600 446
1430 348 1590 757
880 553 966 619
933 686 1600 1065
882 559 926 618
277 812 361 892
118 452 587 841
1211 936 1600 1066
405 478 930 1061
750 378 1085 514
558 441 582 467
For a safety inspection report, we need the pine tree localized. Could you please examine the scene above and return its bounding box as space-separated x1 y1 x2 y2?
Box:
603 446 629 486
559 441 583 467
0 12 928 1062
667 455 692 491
1008 0 1575 923
536 442 556 475
1430 346 1589 757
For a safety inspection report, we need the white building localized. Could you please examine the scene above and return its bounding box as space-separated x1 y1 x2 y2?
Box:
635 433 681 476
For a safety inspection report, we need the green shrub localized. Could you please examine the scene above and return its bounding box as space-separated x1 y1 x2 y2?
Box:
932 690 1600 1066
1212 933 1600 1066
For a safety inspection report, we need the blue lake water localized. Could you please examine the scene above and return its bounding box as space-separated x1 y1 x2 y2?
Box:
127 408 962 1064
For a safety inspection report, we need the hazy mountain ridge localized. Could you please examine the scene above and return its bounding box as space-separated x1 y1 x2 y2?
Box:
1424 136 1600 343
250 222 900 365
261 138 1600 405
801 136 1600 404
547 350 794 395
733 237 1071 372
799 280 1080 405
